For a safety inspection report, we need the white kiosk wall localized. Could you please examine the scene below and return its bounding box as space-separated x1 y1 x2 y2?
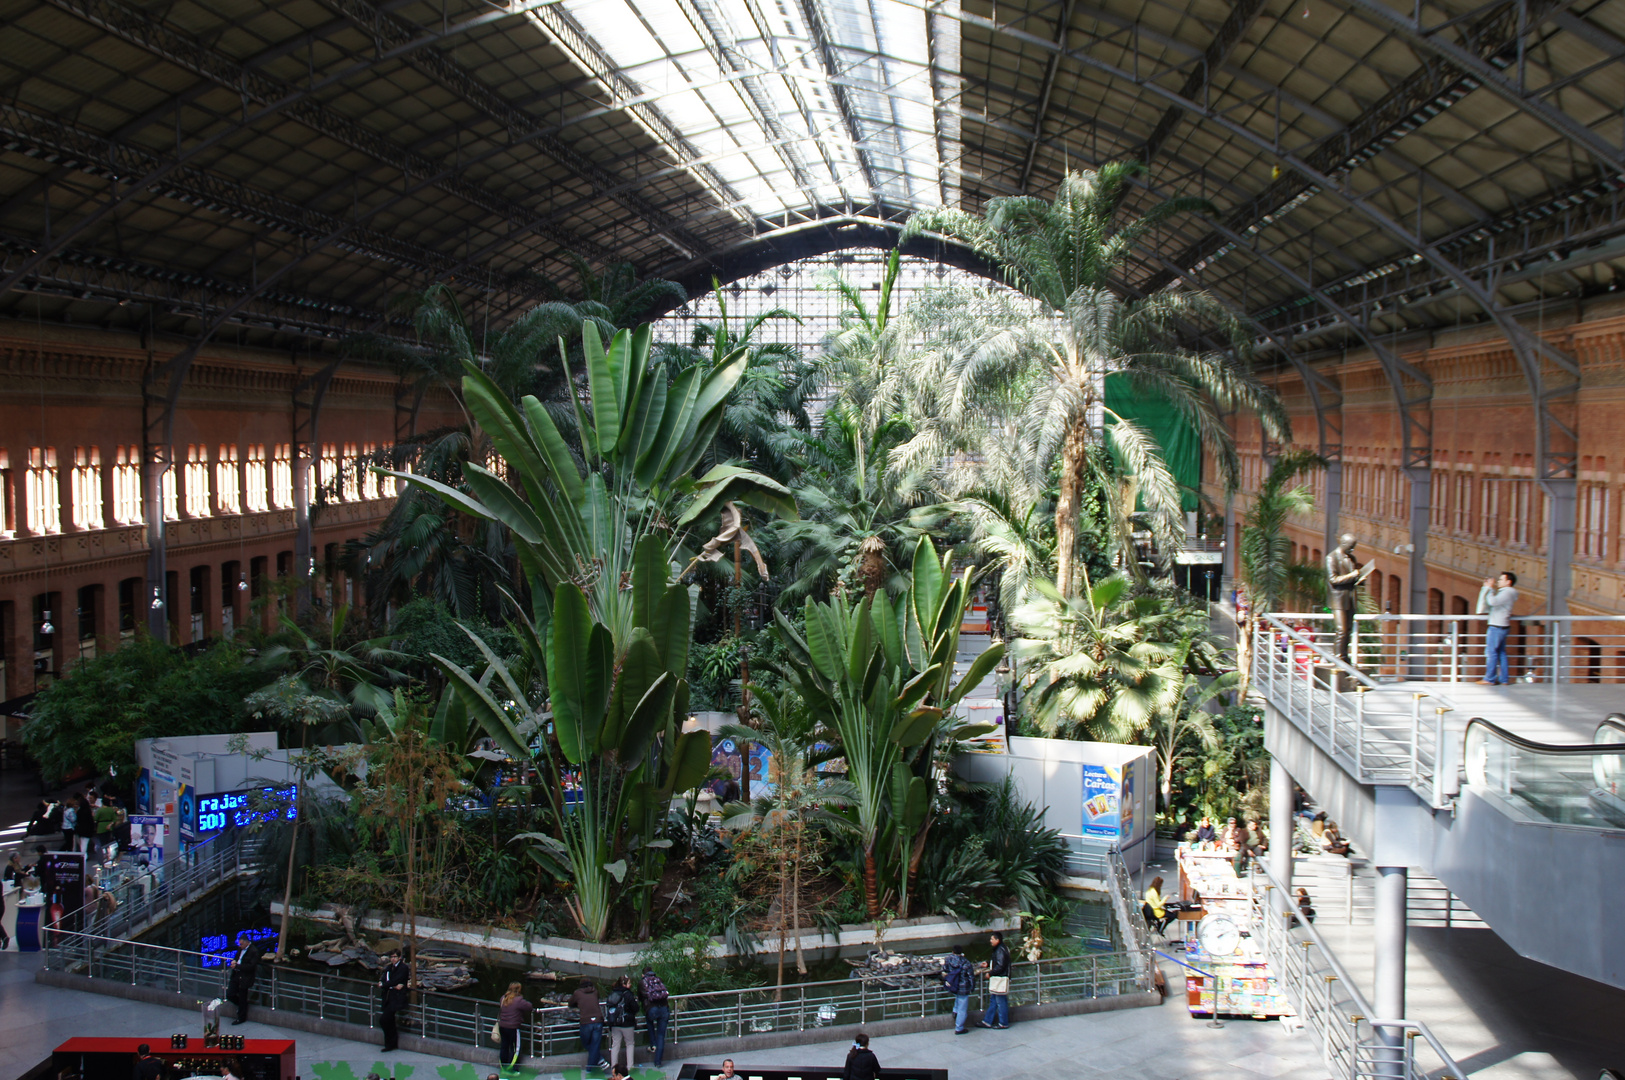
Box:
953 737 1157 873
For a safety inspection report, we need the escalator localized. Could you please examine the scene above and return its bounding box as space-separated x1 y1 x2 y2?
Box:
1463 714 1625 829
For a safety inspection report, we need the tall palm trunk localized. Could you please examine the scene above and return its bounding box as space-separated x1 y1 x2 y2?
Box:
858 536 887 599
1053 418 1092 597
792 820 807 975
863 847 880 918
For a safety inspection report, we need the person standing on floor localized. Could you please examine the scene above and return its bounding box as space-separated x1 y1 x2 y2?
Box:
640 964 671 1067
60 796 79 853
76 792 98 859
841 1032 880 1080
225 932 262 1026
496 982 533 1072
569 977 607 1070
978 931 1011 1028
605 974 639 1073
941 945 973 1034
1477 571 1519 685
378 949 410 1052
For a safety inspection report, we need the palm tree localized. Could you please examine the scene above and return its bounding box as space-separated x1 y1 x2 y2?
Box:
1239 450 1328 614
1010 575 1220 743
903 165 1290 596
718 687 856 988
653 282 819 486
773 410 942 600
345 429 514 624
1148 655 1239 812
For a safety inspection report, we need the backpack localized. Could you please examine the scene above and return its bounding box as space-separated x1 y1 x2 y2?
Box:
604 989 628 1025
642 972 669 1005
943 957 971 995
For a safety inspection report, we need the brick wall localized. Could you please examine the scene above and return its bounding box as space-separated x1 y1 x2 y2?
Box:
0 324 460 702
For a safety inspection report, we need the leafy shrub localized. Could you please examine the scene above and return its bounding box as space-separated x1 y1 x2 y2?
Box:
22 637 265 782
917 777 1069 919
634 932 763 997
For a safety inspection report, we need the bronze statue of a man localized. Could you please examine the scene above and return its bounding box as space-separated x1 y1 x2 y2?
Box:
1325 533 1370 665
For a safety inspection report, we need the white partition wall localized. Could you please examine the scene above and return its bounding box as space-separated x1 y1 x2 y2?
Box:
954 737 1157 872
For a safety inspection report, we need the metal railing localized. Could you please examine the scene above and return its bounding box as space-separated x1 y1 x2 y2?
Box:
1251 613 1456 807
1264 612 1625 686
1247 861 1466 1080
81 830 250 942
44 852 1154 1061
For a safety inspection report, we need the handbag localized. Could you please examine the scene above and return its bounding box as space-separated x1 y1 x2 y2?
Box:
490 1020 502 1045
988 975 1010 995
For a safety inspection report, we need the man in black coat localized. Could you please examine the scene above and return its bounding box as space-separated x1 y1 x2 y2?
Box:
226 933 262 1026
378 950 411 1052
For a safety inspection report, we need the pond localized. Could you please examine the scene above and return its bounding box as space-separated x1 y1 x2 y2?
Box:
137 879 1120 1002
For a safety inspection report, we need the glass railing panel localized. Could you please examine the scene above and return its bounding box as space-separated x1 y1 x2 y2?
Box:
1463 718 1625 828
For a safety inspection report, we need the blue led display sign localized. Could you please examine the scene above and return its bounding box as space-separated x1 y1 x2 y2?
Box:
194 785 297 834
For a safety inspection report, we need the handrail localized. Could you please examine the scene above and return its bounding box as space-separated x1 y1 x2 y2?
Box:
1463 717 1625 755
1600 715 1625 740
1272 612 1625 622
1255 612 1387 693
1249 859 1466 1080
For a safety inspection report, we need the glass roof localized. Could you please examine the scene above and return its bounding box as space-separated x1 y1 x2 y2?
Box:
534 0 958 219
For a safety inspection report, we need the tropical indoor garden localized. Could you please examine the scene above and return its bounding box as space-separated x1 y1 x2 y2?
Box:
21 168 1306 1002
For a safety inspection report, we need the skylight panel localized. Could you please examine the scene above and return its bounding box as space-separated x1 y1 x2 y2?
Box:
541 0 958 217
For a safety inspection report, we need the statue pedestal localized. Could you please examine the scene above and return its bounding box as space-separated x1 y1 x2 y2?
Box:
1313 663 1357 693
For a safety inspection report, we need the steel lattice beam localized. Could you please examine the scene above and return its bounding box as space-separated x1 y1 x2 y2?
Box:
790 0 884 203
1016 0 1076 193
319 0 717 256
0 233 404 342
4 0 592 301
1330 0 1624 176
1134 0 1268 167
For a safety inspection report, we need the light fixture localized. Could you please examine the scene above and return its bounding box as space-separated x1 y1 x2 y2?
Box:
39 610 54 636
150 586 165 611
237 574 249 592
683 714 700 733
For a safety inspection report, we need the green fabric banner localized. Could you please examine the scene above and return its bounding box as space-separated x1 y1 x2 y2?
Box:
1102 374 1201 512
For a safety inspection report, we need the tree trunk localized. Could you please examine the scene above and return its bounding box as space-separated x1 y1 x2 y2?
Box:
858 537 887 600
273 726 309 961
775 825 787 999
1054 419 1091 597
863 847 880 918
792 820 807 975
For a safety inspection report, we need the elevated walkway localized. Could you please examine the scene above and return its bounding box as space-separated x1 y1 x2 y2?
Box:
1251 612 1625 991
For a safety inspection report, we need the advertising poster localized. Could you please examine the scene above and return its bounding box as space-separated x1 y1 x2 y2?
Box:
178 783 197 842
1120 763 1135 843
135 768 152 814
709 736 743 798
1081 763 1124 840
40 851 86 936
746 741 775 799
129 815 166 866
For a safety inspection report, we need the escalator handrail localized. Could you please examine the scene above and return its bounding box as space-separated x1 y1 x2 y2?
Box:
1597 714 1625 742
1464 716 1625 755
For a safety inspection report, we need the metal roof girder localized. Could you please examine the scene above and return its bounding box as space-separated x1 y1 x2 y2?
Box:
1328 0 1625 177
789 0 884 203
1016 0 1077 194
955 1 1573 478
6 0 585 301
319 0 715 255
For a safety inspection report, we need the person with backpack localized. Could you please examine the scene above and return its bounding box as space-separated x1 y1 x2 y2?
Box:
640 965 671 1067
941 945 974 1034
605 974 639 1073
